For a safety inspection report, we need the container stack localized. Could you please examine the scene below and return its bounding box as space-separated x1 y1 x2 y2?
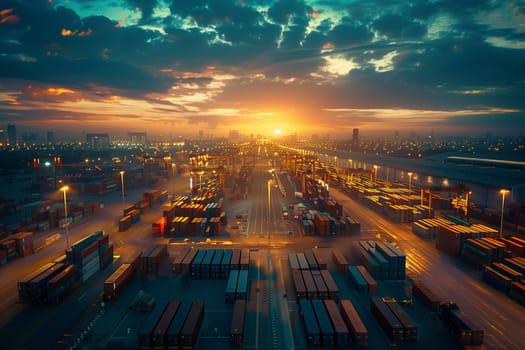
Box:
354 241 406 280
137 300 205 350
348 265 378 295
482 256 525 305
225 270 249 304
440 303 484 347
18 262 67 304
139 244 168 274
289 251 340 302
103 250 141 301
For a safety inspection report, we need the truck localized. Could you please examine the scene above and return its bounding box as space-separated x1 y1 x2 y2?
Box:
230 299 246 347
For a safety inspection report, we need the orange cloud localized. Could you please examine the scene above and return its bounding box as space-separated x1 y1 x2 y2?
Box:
47 87 76 96
61 28 92 37
322 42 335 50
0 8 19 24
115 18 127 28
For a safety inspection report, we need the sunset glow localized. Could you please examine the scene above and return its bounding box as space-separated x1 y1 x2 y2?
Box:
0 1 523 138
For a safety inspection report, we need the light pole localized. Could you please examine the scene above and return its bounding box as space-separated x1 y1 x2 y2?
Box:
408 172 413 193
373 165 378 183
60 186 70 249
499 189 509 239
171 163 176 202
119 170 125 208
267 179 271 240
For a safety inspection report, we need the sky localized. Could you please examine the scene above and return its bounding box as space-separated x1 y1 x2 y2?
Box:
0 0 524 139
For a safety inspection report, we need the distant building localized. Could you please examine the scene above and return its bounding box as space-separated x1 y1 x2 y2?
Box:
311 134 319 142
229 130 240 142
21 132 39 144
352 128 359 151
0 128 5 145
47 131 54 144
199 130 204 140
7 124 16 146
86 133 110 149
129 132 147 145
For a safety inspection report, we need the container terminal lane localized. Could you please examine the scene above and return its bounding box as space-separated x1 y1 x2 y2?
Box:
0 144 524 350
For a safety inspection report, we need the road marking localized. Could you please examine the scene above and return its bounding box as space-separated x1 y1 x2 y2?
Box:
77 292 87 302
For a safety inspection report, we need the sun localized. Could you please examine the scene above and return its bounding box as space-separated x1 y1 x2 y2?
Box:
275 129 281 135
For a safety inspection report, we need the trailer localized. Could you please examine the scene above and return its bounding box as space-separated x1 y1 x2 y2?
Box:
179 300 205 349
340 299 368 346
299 299 320 346
323 299 350 346
180 248 198 275
230 299 246 348
312 299 335 346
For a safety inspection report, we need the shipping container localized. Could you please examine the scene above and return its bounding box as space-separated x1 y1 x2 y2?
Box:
301 270 318 299
104 263 135 301
356 265 378 294
348 266 368 295
226 270 239 304
166 302 192 350
292 269 307 302
440 303 484 346
230 249 241 270
18 262 56 301
200 249 215 279
151 301 180 349
221 249 233 278
311 270 329 299
312 299 335 346
138 301 168 349
299 299 320 346
370 297 404 342
239 249 250 270
288 253 300 270
230 299 246 348
296 253 310 270
311 249 327 269
172 247 191 273
236 270 249 300
323 299 349 346
180 248 198 275
304 250 319 270
179 300 205 349
191 250 206 279
412 279 442 312
340 299 368 346
383 297 418 341
332 249 348 273
320 269 339 301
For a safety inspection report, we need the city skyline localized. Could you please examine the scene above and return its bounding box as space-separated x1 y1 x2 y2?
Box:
1 1 525 137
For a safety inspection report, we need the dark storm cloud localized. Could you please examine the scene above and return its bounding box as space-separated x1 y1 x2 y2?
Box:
373 14 427 40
